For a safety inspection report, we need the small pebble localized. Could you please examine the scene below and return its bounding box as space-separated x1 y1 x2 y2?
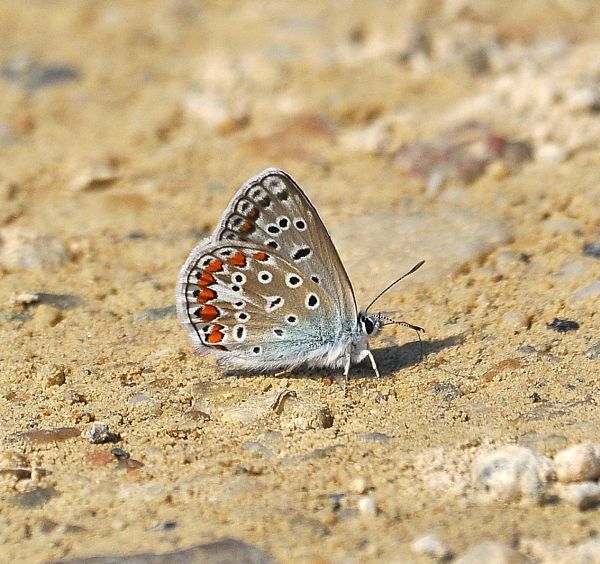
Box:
411 532 453 560
64 388 86 405
350 477 369 494
12 487 58 508
184 90 249 135
41 363 68 387
573 280 600 300
583 241 600 259
111 447 130 461
31 304 63 329
82 422 117 444
359 432 391 444
472 445 553 503
500 310 530 331
546 318 579 333
554 443 600 483
357 495 377 516
454 541 528 564
69 162 118 192
535 143 568 164
561 481 600 510
0 227 69 271
565 87 600 113
585 343 600 360
17 427 80 444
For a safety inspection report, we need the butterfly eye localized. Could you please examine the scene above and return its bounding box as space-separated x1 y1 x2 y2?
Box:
363 317 375 335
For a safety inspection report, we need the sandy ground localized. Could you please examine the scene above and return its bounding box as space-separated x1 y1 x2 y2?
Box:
1 2 599 563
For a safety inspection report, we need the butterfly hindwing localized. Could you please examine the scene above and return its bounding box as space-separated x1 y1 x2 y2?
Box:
177 241 345 370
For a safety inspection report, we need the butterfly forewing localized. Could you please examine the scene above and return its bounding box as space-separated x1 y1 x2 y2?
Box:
212 169 357 328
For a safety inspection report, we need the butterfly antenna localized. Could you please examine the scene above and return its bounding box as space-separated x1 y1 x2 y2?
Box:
381 315 426 362
365 260 425 313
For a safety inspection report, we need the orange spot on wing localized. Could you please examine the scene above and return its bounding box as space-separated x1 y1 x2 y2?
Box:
228 251 247 268
199 305 219 322
246 208 258 219
240 221 253 233
205 259 223 273
197 272 216 287
253 251 269 261
198 287 217 303
207 324 225 344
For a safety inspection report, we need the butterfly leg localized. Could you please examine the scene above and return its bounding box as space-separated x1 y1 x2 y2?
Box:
366 350 381 378
343 353 351 394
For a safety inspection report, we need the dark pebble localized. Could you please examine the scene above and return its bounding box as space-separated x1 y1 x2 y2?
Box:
13 487 58 508
529 392 542 403
582 241 600 258
359 432 392 444
132 305 176 322
1 59 79 91
546 318 580 332
116 458 143 471
162 521 177 531
110 447 130 461
126 231 147 240
431 382 462 402
0 312 31 322
518 345 538 354
52 538 275 563
35 293 82 310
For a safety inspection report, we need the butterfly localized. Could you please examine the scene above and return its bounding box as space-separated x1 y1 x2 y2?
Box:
176 168 424 383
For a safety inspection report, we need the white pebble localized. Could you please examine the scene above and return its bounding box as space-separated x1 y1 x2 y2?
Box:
0 227 69 272
535 143 568 164
357 495 377 516
411 532 453 560
565 87 599 113
561 481 600 510
472 445 553 503
350 477 369 494
554 443 600 483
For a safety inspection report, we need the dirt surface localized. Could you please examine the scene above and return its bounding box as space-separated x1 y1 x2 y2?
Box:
1 2 600 563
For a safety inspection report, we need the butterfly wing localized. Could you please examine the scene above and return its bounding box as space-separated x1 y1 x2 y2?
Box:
212 168 358 326
177 241 352 371
177 169 359 371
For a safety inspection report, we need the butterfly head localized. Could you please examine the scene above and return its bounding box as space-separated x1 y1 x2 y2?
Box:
358 311 383 338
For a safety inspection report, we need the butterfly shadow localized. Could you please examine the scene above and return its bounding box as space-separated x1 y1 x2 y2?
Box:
222 334 463 381
369 334 464 377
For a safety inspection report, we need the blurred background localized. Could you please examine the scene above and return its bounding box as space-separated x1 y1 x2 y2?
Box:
1 2 600 562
